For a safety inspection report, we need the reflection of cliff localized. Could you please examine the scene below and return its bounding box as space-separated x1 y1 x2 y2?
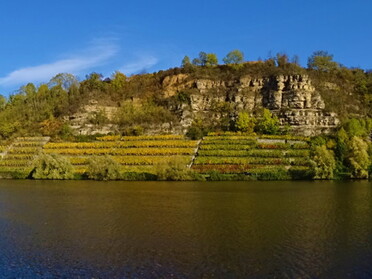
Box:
163 74 340 136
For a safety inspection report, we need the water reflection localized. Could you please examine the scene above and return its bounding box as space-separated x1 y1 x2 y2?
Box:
0 180 371 278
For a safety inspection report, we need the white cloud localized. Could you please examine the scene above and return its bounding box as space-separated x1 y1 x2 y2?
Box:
119 56 158 75
0 39 118 86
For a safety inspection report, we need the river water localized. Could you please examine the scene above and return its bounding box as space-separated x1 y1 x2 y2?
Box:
0 180 371 278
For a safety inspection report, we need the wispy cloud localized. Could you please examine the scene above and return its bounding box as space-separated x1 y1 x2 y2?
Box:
0 39 118 86
119 56 158 75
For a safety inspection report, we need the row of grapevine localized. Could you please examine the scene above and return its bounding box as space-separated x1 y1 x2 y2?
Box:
44 147 195 156
68 156 191 166
206 132 310 142
44 140 198 149
198 149 310 157
96 135 185 141
194 157 309 166
42 137 199 173
192 134 311 174
0 137 49 171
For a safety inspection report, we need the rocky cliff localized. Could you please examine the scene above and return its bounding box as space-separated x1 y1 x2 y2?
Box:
162 74 340 136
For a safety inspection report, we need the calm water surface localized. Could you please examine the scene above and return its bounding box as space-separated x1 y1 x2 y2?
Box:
0 180 371 278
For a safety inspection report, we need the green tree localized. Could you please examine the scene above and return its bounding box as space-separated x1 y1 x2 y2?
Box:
86 155 121 180
235 112 255 133
310 145 336 179
192 52 218 66
110 71 127 91
334 128 349 172
0 95 6 111
181 55 192 67
223 50 244 64
344 118 368 137
307 50 339 71
255 109 280 135
348 137 370 179
205 53 218 66
32 153 74 179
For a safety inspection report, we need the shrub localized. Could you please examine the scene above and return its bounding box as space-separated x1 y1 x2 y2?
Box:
32 153 74 179
310 145 336 179
310 136 327 147
235 112 255 133
255 108 280 135
288 167 314 180
121 172 157 181
206 170 237 181
86 155 121 180
155 157 195 181
186 125 204 140
251 167 290 180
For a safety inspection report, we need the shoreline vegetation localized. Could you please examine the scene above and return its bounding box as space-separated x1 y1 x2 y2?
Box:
0 129 370 181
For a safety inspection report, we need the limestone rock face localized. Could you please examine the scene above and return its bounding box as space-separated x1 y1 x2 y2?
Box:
163 74 339 136
162 74 193 97
68 102 120 135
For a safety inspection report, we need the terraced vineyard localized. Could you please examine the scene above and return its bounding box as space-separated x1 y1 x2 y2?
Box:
0 137 50 175
43 135 199 174
0 134 313 180
192 134 311 179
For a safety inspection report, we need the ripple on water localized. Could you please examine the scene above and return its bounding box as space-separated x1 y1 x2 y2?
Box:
0 180 371 278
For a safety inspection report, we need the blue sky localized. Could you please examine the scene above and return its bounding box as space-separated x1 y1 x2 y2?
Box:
0 0 371 95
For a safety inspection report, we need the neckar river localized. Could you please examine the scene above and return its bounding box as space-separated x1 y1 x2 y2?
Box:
0 180 371 278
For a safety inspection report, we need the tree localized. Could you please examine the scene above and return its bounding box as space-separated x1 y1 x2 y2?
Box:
205 53 218 66
110 71 127 91
344 118 368 137
0 95 7 111
192 52 206 66
291 55 300 66
223 50 244 64
39 118 64 137
181 56 192 68
335 127 349 165
32 153 74 179
307 50 339 71
348 137 370 178
198 52 207 65
49 73 79 91
81 72 104 92
86 155 121 180
275 53 289 67
192 57 202 66
186 119 208 140
192 52 218 66
235 112 255 133
310 145 336 179
255 109 280 135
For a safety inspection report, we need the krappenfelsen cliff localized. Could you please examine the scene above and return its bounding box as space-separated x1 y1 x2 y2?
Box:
69 72 342 136
161 74 339 136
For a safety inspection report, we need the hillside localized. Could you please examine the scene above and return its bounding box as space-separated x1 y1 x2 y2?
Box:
0 57 371 140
